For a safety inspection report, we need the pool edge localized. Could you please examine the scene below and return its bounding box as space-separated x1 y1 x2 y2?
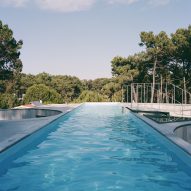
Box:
0 104 83 153
126 107 191 157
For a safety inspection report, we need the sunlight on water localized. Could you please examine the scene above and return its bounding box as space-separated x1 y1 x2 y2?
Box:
0 104 191 191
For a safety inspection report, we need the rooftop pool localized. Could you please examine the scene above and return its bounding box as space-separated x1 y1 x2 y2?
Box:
0 103 191 191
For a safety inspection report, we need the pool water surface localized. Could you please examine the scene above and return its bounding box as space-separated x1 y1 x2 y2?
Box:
0 103 191 191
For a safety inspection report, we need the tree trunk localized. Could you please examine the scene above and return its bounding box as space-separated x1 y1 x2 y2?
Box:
132 85 138 103
160 75 163 103
184 77 187 104
151 58 157 103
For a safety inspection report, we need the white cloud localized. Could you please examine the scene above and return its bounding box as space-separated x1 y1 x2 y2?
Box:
107 0 138 5
0 0 172 11
35 0 96 12
148 0 171 6
107 0 171 6
0 0 28 7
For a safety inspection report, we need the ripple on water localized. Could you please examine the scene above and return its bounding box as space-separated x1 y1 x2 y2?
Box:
0 105 191 191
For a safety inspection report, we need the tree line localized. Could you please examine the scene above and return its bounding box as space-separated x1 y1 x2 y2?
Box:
0 20 191 108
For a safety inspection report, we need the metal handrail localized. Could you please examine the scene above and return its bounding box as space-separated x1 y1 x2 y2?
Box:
125 82 191 117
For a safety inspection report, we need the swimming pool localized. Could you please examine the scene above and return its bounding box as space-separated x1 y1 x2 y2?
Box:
0 103 191 191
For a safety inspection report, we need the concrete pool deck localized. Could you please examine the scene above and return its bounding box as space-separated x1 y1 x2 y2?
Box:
123 103 191 156
1 102 191 157
0 104 81 153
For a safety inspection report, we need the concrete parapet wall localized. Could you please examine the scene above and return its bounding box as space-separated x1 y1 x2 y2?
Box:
0 109 62 120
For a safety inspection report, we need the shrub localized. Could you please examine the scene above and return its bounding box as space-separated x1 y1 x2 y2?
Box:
0 93 18 109
24 84 62 104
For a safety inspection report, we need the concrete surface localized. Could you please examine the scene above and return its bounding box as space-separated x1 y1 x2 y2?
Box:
123 105 191 155
0 104 81 153
2 102 190 157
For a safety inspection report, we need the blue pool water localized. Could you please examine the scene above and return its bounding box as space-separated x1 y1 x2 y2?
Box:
0 104 191 191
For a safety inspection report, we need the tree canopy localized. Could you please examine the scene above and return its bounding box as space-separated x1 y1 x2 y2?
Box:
0 20 23 80
24 84 62 104
1 20 191 108
111 25 191 92
0 20 23 108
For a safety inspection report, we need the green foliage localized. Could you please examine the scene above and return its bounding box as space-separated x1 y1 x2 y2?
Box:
139 31 173 81
101 81 121 101
1 21 191 107
0 93 18 109
171 26 191 90
139 31 174 102
35 72 52 86
90 78 112 91
0 20 23 108
50 75 83 103
111 91 122 102
111 25 191 91
111 55 140 82
0 20 23 80
20 73 36 90
19 73 83 103
24 84 62 104
75 90 108 102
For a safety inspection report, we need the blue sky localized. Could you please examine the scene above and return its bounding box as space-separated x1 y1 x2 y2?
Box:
0 0 190 79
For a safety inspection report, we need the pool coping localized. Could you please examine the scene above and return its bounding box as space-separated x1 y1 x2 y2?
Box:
0 104 82 153
125 106 191 156
2 102 190 156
